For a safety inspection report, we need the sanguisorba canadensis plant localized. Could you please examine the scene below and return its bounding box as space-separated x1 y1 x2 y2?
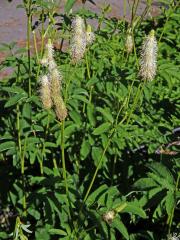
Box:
0 1 180 239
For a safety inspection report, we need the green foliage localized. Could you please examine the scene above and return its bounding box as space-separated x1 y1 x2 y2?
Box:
65 0 77 14
0 1 180 239
134 162 179 221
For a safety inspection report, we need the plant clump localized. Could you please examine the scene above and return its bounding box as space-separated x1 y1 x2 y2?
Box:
0 1 179 239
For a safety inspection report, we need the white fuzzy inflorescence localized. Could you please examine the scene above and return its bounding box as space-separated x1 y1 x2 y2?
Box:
50 67 67 121
46 40 54 61
139 30 158 81
39 75 52 109
70 16 86 63
39 39 67 120
43 40 63 90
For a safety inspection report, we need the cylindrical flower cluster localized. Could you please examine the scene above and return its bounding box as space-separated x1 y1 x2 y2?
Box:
70 16 87 63
39 75 52 110
139 30 158 81
50 64 67 121
70 16 95 62
39 39 67 121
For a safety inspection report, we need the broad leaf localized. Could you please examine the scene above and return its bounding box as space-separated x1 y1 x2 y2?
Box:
93 122 111 135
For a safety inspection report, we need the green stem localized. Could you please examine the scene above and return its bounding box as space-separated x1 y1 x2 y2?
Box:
126 82 143 124
126 78 136 109
17 105 22 164
36 8 45 81
22 135 27 217
85 52 91 79
17 105 27 216
41 9 45 54
83 80 144 203
60 65 72 195
133 33 139 68
60 120 68 194
83 52 91 113
26 0 32 97
83 115 128 204
131 0 140 26
111 97 128 185
83 137 112 203
32 30 39 64
13 216 21 239
168 172 180 234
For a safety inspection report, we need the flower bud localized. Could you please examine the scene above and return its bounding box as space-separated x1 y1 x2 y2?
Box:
102 210 116 224
125 33 134 53
86 24 95 46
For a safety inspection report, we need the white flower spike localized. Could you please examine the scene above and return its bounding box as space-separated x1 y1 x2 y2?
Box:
70 16 86 63
39 75 52 109
139 30 158 81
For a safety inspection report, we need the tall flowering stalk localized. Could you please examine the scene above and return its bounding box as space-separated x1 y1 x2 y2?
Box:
70 16 86 63
39 39 67 121
139 30 158 81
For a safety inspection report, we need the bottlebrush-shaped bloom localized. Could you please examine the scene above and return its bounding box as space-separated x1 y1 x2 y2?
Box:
50 68 67 121
139 30 158 81
46 39 54 61
39 75 52 109
40 39 67 120
70 16 86 63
